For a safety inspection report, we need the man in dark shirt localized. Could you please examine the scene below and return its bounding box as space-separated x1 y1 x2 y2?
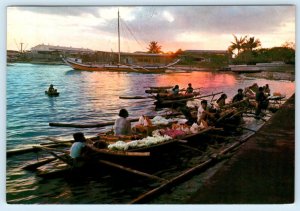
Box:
255 87 269 117
232 89 244 103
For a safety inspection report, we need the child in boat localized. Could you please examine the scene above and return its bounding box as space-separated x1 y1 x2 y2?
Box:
113 109 132 136
185 83 194 94
70 132 87 167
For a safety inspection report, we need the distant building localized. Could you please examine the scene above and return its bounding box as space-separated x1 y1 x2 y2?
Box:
181 50 229 63
7 50 20 62
31 44 94 54
28 44 94 63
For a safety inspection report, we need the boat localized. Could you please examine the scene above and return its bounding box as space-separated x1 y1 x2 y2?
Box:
63 11 180 73
63 57 180 73
229 65 262 73
45 90 59 97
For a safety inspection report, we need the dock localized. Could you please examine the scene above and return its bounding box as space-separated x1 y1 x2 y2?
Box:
187 94 295 203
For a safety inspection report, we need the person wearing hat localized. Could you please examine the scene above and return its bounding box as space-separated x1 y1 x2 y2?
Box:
185 83 194 94
113 109 132 135
70 132 87 167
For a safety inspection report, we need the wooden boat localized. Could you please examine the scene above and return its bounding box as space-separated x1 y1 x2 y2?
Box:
63 58 180 73
230 65 262 73
45 90 59 97
62 10 180 73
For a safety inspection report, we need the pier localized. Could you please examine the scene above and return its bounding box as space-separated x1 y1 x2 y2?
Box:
187 94 295 203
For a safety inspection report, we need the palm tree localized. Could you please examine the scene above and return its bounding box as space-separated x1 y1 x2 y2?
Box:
229 35 247 56
147 41 162 54
244 37 261 51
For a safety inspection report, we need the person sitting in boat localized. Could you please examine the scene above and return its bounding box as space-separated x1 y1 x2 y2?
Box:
185 83 194 94
48 84 57 94
232 89 244 103
133 115 154 134
263 84 271 96
113 109 132 136
255 87 269 118
70 132 87 167
197 100 216 128
172 85 180 95
244 83 259 99
216 93 227 108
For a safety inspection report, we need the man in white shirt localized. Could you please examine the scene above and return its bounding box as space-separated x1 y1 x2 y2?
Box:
70 132 87 167
113 109 132 135
197 100 214 128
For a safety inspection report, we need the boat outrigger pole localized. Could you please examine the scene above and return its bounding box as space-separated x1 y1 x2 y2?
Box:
118 9 121 64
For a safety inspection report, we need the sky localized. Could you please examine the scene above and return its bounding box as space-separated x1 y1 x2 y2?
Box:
6 5 296 53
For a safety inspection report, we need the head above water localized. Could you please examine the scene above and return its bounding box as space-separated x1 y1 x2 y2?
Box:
238 88 243 93
174 85 179 89
50 84 54 87
73 132 86 142
119 109 129 118
259 87 264 91
188 83 192 87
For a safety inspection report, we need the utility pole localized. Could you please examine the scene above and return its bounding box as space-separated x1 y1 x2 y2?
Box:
118 9 121 64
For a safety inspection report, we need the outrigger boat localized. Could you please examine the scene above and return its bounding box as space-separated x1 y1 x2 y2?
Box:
63 10 180 73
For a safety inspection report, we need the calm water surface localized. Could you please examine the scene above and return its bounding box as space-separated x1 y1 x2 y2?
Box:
6 63 295 203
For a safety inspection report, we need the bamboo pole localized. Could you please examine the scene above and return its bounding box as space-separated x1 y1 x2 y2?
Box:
22 157 57 170
129 159 214 204
98 160 168 182
159 92 223 105
49 112 182 128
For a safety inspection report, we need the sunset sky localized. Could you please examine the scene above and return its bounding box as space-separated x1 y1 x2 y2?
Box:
7 5 295 53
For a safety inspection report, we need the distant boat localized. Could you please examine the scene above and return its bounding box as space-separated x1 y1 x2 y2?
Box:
229 65 262 73
45 91 59 97
63 10 180 73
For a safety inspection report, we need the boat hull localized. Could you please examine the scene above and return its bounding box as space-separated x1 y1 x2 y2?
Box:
63 58 168 73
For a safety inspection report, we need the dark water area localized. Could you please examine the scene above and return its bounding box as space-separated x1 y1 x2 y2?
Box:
6 63 295 204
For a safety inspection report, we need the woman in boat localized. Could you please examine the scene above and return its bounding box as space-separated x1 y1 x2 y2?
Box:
216 93 227 108
172 85 180 95
232 88 244 103
70 132 87 167
255 87 269 118
185 83 194 94
113 109 132 136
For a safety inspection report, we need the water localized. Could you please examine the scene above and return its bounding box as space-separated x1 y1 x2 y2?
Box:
6 63 295 203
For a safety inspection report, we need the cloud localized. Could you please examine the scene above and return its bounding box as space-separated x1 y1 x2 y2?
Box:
8 6 295 51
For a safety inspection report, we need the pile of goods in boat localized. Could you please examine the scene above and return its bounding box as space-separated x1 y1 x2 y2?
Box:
152 122 204 138
107 135 172 151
